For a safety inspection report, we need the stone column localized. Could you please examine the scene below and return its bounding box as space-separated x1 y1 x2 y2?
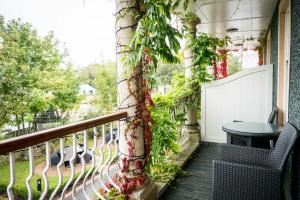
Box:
182 16 201 135
115 0 157 199
115 0 144 173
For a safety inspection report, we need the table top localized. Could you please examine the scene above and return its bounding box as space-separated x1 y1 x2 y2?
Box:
222 122 281 137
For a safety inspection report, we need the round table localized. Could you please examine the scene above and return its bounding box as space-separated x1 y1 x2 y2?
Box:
222 122 281 148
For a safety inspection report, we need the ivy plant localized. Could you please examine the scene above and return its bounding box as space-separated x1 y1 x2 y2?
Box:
121 0 230 186
190 33 230 85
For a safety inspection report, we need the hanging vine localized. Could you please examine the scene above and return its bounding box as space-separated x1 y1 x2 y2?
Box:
101 0 183 198
124 0 182 161
101 0 230 198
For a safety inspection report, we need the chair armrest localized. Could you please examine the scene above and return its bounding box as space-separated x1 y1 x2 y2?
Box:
221 144 272 167
213 160 281 200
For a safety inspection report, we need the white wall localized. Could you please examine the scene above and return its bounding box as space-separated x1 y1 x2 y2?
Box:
200 64 273 143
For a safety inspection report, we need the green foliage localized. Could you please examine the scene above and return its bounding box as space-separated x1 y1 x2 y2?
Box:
76 62 116 87
75 62 117 114
0 16 58 126
124 0 229 183
123 0 186 184
147 102 185 183
190 33 230 85
149 106 180 164
147 163 186 182
154 62 183 86
92 63 117 113
146 72 192 181
145 34 229 182
49 67 80 114
126 0 182 73
120 0 230 186
227 53 242 75
105 188 126 200
154 72 193 109
0 16 80 129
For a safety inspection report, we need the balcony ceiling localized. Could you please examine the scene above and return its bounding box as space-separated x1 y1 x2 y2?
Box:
188 0 278 50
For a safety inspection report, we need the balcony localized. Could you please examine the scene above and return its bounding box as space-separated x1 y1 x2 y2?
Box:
161 143 220 200
0 112 130 200
0 63 300 200
1 0 300 199
0 111 197 200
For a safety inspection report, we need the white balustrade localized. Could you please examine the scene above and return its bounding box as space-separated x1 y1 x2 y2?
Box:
99 123 113 193
49 138 64 200
107 123 120 191
26 147 34 200
39 142 51 200
61 133 77 199
72 131 88 198
7 152 15 200
0 112 127 200
82 128 97 200
92 125 106 200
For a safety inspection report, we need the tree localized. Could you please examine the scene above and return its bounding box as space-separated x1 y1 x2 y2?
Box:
76 63 100 86
154 62 183 86
49 67 80 116
0 16 59 128
227 53 242 75
0 16 79 131
92 63 117 113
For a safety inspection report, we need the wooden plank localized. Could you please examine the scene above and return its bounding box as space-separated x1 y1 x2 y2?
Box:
177 180 212 189
161 143 220 200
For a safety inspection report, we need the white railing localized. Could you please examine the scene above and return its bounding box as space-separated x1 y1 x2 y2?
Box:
0 112 127 200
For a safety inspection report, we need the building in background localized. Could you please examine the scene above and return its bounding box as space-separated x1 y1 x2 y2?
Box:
79 84 96 95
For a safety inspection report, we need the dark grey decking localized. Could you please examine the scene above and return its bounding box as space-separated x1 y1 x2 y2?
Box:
160 143 220 200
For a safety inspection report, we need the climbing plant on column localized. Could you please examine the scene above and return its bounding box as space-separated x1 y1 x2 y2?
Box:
111 0 182 197
124 0 182 163
110 0 230 198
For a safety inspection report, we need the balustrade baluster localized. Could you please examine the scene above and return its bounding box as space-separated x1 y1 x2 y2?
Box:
92 125 105 199
39 142 51 200
107 123 120 191
82 127 97 200
100 123 113 192
49 138 65 200
0 112 128 200
72 131 88 198
26 147 34 200
7 152 15 200
61 133 77 199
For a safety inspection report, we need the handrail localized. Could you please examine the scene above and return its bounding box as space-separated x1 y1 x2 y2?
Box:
0 112 128 155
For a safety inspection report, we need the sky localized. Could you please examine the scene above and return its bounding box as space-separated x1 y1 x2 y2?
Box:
0 0 259 69
0 0 116 68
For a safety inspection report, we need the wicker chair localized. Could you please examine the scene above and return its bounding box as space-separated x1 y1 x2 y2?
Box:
213 122 299 200
267 106 278 125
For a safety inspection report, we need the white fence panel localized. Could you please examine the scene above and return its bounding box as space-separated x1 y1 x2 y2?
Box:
201 64 273 143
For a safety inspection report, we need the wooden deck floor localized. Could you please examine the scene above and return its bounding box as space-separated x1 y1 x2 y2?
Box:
160 143 220 200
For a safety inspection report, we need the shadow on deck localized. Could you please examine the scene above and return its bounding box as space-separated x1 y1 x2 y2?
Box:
160 143 220 200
